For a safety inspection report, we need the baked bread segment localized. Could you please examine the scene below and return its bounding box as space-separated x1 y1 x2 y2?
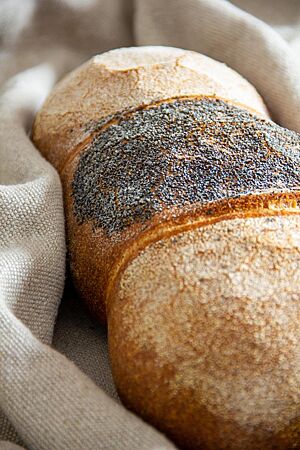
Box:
109 215 300 450
71 95 300 236
32 46 300 449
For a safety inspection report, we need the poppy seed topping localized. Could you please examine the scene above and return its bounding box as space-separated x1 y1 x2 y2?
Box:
71 97 300 235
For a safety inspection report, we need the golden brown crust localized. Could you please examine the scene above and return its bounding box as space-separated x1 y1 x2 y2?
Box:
109 215 300 450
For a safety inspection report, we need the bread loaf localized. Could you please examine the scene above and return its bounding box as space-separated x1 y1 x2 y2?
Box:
32 47 300 450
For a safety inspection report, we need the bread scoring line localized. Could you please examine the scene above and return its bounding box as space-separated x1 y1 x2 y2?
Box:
105 199 300 312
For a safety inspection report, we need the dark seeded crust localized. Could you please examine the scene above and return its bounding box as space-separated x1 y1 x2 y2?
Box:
71 97 300 235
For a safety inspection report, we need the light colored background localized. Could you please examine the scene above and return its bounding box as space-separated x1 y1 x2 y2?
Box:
0 1 300 449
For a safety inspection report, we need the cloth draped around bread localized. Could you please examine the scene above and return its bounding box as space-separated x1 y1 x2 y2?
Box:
0 0 300 449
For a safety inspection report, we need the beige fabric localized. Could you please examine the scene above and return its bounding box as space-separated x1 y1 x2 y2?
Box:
0 443 23 450
0 0 299 449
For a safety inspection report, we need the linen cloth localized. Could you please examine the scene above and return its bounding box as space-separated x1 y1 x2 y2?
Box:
0 0 300 449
